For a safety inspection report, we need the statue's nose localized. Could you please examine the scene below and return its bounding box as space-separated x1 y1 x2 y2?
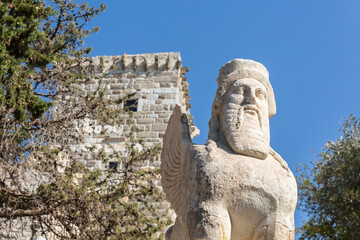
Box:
245 89 256 104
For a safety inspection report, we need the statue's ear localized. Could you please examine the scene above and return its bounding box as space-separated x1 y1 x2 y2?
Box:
208 100 222 142
212 101 222 115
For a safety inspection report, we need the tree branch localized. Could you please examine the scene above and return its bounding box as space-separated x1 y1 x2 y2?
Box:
0 208 48 218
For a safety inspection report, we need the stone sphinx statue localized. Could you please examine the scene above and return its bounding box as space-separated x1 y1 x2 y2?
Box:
161 59 297 240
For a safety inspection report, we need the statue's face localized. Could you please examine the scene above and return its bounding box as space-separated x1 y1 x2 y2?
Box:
220 78 270 159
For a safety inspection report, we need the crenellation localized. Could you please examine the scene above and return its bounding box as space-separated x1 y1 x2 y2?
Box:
83 52 183 76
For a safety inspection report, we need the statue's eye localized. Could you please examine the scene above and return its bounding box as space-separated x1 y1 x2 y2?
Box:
235 87 244 94
256 89 266 100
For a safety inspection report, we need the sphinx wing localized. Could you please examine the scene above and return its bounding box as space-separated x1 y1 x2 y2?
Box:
160 105 193 216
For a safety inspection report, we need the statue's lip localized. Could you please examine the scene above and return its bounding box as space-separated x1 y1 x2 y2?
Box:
244 105 259 115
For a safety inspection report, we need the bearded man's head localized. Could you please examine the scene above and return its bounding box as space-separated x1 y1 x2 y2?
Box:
208 59 276 159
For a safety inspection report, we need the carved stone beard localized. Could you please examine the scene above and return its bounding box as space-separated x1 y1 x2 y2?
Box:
222 103 270 159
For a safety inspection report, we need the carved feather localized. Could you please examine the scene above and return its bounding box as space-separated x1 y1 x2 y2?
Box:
161 105 193 216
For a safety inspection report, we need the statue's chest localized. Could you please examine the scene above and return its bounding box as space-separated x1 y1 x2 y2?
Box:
196 153 291 202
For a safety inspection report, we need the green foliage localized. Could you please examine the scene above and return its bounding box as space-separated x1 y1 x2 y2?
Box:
0 0 105 121
0 1 169 239
297 115 360 240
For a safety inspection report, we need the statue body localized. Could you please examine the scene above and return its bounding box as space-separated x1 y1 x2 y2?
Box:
161 59 297 240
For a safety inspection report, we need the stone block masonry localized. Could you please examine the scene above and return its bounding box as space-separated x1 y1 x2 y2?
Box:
2 52 198 239
69 52 198 169
76 52 199 238
75 52 198 161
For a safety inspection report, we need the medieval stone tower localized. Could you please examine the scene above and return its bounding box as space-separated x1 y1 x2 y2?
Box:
77 52 198 170
3 52 197 240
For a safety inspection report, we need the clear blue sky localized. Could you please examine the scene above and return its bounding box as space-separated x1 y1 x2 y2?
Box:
85 0 360 236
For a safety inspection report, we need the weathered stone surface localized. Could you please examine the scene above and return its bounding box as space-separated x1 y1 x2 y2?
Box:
161 59 297 240
137 131 158 139
151 123 167 131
